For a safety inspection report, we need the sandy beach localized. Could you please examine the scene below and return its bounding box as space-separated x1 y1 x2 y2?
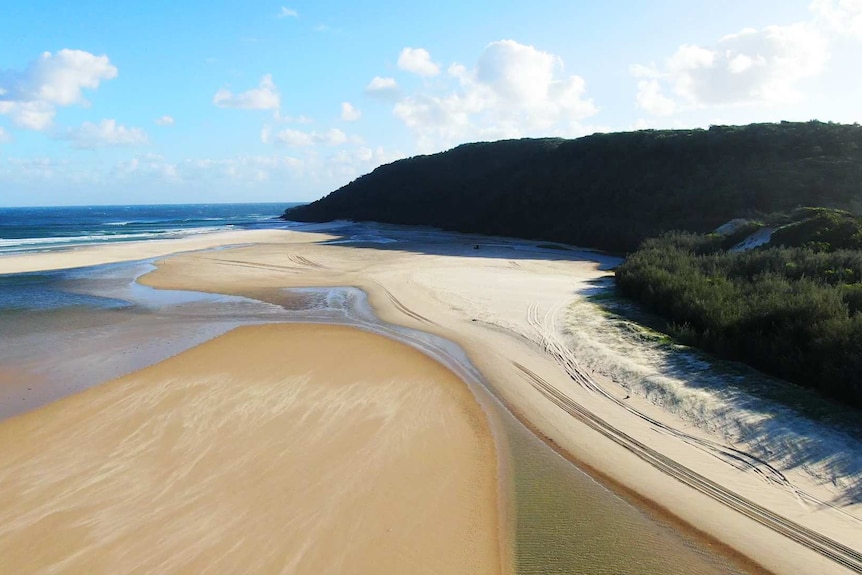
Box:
0 323 503 573
1 225 861 574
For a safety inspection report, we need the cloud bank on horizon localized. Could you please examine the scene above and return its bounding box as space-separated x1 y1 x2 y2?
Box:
0 0 860 206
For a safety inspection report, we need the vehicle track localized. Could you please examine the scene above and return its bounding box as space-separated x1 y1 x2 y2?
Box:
288 254 327 269
371 281 434 326
527 302 803 491
201 257 304 274
512 360 862 573
529 301 862 531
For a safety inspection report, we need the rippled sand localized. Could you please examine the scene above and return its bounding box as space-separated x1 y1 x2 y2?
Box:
0 324 502 574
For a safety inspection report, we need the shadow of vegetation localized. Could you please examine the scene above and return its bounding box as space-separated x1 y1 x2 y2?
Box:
301 221 862 506
292 220 623 268
577 276 862 505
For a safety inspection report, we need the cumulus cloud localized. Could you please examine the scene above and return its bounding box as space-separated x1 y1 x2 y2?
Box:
59 119 149 149
110 154 305 188
365 76 399 99
810 0 862 39
0 49 117 130
2 157 69 181
155 115 174 126
388 40 598 151
397 47 440 77
265 127 348 147
341 102 361 121
323 145 406 180
272 111 314 124
114 153 179 180
633 22 829 115
635 80 677 116
277 7 298 18
213 74 280 110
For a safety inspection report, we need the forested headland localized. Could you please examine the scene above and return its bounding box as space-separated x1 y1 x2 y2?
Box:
284 121 862 407
285 121 862 253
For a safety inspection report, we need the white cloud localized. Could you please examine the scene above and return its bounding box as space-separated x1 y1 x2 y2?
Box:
272 111 314 124
277 7 298 18
60 119 149 149
365 76 399 99
0 126 9 143
323 145 406 180
114 154 179 181
388 40 598 151
341 102 361 121
632 22 829 115
397 47 440 77
213 74 280 110
112 154 305 186
475 40 559 105
810 0 862 39
106 146 400 198
0 49 117 130
635 80 677 116
269 127 348 147
155 115 175 126
2 157 67 182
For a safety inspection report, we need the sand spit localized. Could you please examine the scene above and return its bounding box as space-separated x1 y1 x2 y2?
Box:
133 229 859 575
3 224 861 574
0 324 501 574
0 228 335 274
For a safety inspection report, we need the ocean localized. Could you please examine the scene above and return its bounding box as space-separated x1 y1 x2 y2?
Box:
0 202 304 417
0 203 300 255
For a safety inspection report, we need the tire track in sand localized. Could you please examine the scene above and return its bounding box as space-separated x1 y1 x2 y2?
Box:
528 300 862 529
512 361 862 573
371 281 435 326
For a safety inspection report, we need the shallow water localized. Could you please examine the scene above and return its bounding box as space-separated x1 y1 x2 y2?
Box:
0 261 286 419
506 415 748 574
0 261 755 573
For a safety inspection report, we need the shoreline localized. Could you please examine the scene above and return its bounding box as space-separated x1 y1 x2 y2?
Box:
2 227 860 573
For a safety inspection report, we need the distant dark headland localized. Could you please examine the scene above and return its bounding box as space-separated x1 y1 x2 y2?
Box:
284 121 862 408
284 121 862 253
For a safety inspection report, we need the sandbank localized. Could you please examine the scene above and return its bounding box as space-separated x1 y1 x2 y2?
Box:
0 228 336 274
3 225 861 574
0 323 502 574
136 229 860 574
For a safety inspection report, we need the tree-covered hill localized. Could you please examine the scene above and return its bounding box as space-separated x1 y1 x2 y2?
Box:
284 122 862 252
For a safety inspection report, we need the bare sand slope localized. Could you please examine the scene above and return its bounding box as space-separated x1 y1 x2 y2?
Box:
135 233 861 575
0 228 336 274
5 226 861 574
0 324 502 574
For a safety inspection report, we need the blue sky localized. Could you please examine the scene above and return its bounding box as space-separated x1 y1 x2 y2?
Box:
1 0 860 206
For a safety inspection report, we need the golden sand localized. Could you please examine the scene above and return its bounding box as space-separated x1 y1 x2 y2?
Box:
0 324 502 574
3 228 859 574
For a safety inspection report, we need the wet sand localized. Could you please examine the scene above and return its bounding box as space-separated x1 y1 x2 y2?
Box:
0 324 502 574
2 226 860 574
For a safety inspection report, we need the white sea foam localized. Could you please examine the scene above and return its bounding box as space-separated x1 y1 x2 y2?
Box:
0 226 234 254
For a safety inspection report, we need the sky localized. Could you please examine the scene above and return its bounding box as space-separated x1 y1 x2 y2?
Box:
1 0 861 207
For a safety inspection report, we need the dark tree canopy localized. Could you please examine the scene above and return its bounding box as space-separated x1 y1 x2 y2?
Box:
616 230 862 408
284 121 862 408
284 121 862 252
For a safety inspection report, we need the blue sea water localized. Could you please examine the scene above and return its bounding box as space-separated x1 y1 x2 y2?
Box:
0 202 300 255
